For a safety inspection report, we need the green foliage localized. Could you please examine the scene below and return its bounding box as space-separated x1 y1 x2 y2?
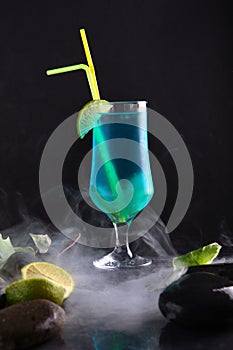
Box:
173 242 222 269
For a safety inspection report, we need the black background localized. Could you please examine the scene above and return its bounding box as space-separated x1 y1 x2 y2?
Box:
0 0 232 251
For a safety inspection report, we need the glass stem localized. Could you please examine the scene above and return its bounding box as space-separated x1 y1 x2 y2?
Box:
113 222 133 258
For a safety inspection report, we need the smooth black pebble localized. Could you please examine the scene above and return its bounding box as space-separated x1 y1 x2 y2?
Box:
0 299 66 349
159 272 233 328
187 263 233 281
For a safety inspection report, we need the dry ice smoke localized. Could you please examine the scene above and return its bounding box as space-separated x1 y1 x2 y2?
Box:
0 187 185 350
1 189 232 350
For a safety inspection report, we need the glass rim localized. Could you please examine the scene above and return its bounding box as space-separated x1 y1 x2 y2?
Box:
107 100 148 104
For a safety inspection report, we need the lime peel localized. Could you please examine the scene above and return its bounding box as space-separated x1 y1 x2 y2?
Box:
5 278 66 306
173 242 222 269
21 262 75 299
77 100 112 138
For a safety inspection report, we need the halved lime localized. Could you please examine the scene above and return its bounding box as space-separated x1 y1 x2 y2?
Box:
77 100 112 138
5 278 66 305
21 262 75 299
173 242 222 269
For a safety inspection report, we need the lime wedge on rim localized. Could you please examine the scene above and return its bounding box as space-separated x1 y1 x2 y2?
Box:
173 242 222 269
77 100 112 138
5 278 66 306
21 262 75 299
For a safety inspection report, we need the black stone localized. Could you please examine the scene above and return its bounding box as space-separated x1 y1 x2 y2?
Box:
187 263 233 282
159 272 233 328
0 299 66 349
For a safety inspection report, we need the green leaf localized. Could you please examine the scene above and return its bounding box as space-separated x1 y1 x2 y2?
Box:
173 242 222 269
0 277 5 283
0 234 37 270
14 246 35 255
0 234 15 262
29 233 51 253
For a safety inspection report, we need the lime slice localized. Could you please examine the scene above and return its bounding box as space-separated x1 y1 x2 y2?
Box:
5 278 66 306
21 262 75 299
77 100 112 138
173 242 222 269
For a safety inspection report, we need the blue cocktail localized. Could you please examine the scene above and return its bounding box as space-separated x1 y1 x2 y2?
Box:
90 101 154 269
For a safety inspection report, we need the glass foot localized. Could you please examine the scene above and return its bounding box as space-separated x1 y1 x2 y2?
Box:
93 248 152 270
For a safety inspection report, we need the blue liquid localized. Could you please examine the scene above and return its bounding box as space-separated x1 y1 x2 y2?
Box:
90 117 154 223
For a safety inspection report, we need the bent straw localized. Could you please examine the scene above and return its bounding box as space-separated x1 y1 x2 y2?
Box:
46 63 97 100
46 29 100 101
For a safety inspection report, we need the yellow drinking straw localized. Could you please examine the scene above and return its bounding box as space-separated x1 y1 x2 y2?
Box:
80 29 100 100
46 29 100 101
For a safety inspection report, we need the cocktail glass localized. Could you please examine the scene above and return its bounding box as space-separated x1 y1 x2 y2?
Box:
46 30 154 269
90 101 154 269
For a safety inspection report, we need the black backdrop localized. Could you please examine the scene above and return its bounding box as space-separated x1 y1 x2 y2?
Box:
0 1 232 251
